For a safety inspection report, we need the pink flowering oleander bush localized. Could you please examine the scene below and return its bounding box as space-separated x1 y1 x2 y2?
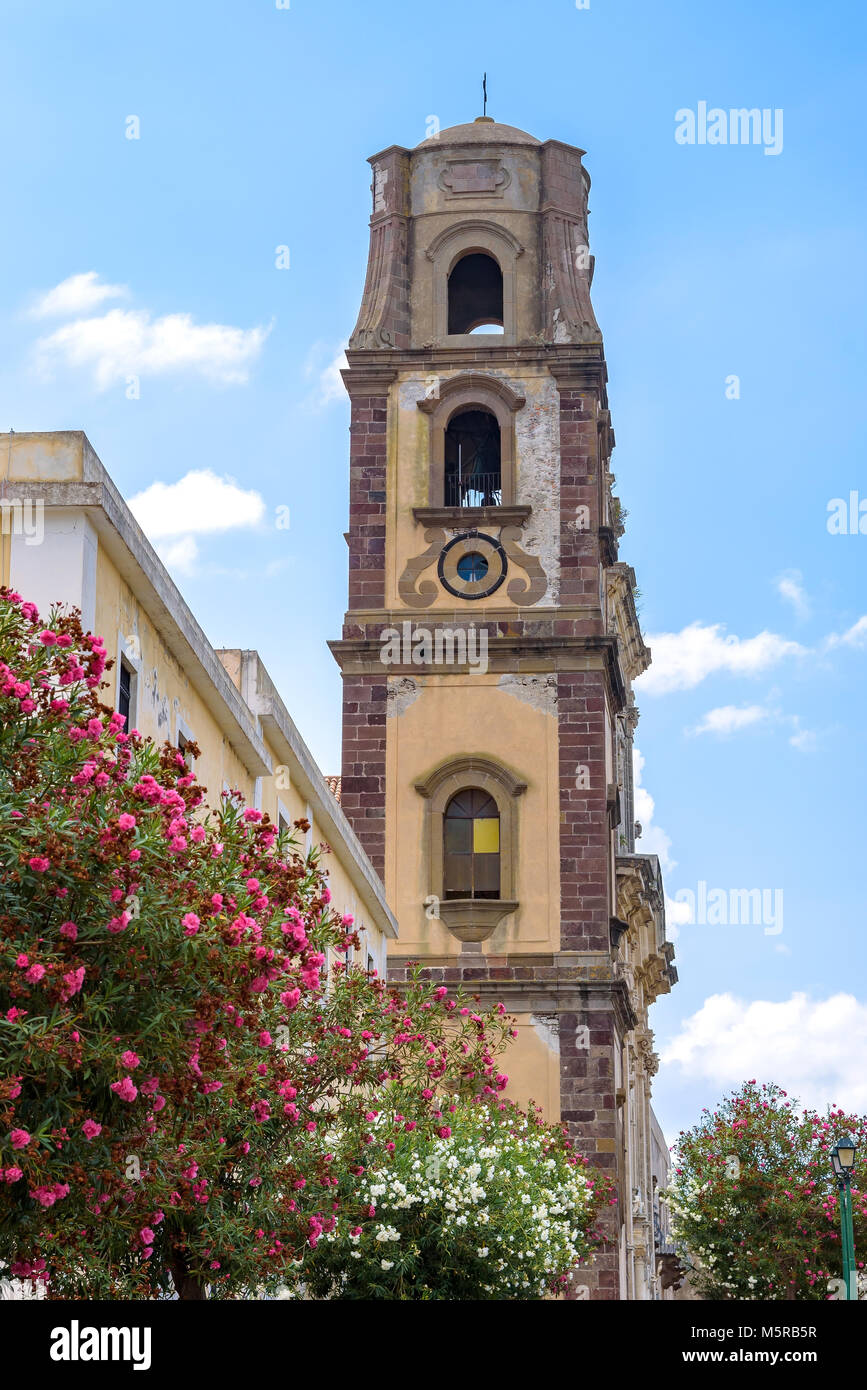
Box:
0 590 514 1299
301 1096 613 1300
667 1081 867 1300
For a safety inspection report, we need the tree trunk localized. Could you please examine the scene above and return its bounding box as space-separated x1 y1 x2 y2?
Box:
170 1252 206 1300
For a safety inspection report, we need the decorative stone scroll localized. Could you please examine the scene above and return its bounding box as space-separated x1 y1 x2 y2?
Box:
397 528 445 609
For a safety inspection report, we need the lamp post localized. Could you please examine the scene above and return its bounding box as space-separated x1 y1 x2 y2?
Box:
830 1136 858 1300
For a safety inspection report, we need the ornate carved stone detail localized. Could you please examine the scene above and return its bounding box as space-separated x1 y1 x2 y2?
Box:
607 563 650 681
424 219 524 264
416 373 525 416
399 523 547 609
635 1028 660 1078
349 215 409 349
500 525 548 604
348 148 411 350
438 158 511 197
437 897 518 942
542 211 601 344
397 527 445 609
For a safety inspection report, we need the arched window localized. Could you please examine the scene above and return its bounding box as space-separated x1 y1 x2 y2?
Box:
443 789 500 899
447 252 504 335
444 407 502 507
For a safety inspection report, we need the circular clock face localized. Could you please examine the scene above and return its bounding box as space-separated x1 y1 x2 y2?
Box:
438 531 507 600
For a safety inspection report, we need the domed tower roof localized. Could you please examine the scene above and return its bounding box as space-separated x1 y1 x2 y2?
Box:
416 116 541 149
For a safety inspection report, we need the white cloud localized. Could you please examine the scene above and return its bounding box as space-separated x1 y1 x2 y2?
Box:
789 724 817 752
663 896 692 940
662 992 867 1114
826 615 867 650
317 342 349 405
775 569 810 618
35 304 270 389
633 746 675 874
156 536 199 576
688 701 818 750
127 469 266 540
690 703 770 737
29 271 128 319
638 622 806 696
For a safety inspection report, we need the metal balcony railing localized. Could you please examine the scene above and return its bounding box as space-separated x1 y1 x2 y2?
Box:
444 472 502 508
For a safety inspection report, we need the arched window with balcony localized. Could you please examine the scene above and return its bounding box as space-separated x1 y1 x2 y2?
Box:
443 788 501 899
415 375 525 513
443 407 502 508
415 756 524 942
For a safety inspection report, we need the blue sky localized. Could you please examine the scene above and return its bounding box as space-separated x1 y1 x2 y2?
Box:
1 0 865 1141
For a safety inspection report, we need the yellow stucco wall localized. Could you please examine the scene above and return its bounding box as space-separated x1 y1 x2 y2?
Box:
505 1015 562 1120
93 551 253 798
386 672 560 957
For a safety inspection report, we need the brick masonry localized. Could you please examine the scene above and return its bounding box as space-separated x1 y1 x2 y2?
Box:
347 395 388 612
558 388 602 608
556 385 623 1298
557 670 609 953
339 675 387 877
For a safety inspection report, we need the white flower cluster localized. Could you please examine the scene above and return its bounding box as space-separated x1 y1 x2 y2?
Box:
328 1110 597 1297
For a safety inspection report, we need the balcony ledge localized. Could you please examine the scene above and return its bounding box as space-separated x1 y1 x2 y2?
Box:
412 505 531 529
438 898 519 942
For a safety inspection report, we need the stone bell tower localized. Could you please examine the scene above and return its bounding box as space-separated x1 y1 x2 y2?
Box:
330 117 677 1300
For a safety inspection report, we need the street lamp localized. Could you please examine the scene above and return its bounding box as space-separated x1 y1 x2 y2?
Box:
830 1136 859 1300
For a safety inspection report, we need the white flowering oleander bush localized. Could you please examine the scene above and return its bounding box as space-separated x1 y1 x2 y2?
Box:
302 1098 612 1300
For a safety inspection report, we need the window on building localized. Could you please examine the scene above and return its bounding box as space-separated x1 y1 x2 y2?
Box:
448 252 503 334
443 789 501 899
117 657 134 730
444 408 501 507
176 728 195 771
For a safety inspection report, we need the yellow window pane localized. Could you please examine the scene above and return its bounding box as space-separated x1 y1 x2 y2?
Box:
473 817 500 854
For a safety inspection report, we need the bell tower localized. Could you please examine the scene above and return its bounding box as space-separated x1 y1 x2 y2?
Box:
330 116 676 1300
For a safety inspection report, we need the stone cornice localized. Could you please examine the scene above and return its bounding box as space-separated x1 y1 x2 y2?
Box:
607 562 650 682
342 344 608 380
540 137 588 161
329 633 628 710
387 954 638 1029
340 364 398 397
338 603 599 624
367 144 412 165
615 854 677 1000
